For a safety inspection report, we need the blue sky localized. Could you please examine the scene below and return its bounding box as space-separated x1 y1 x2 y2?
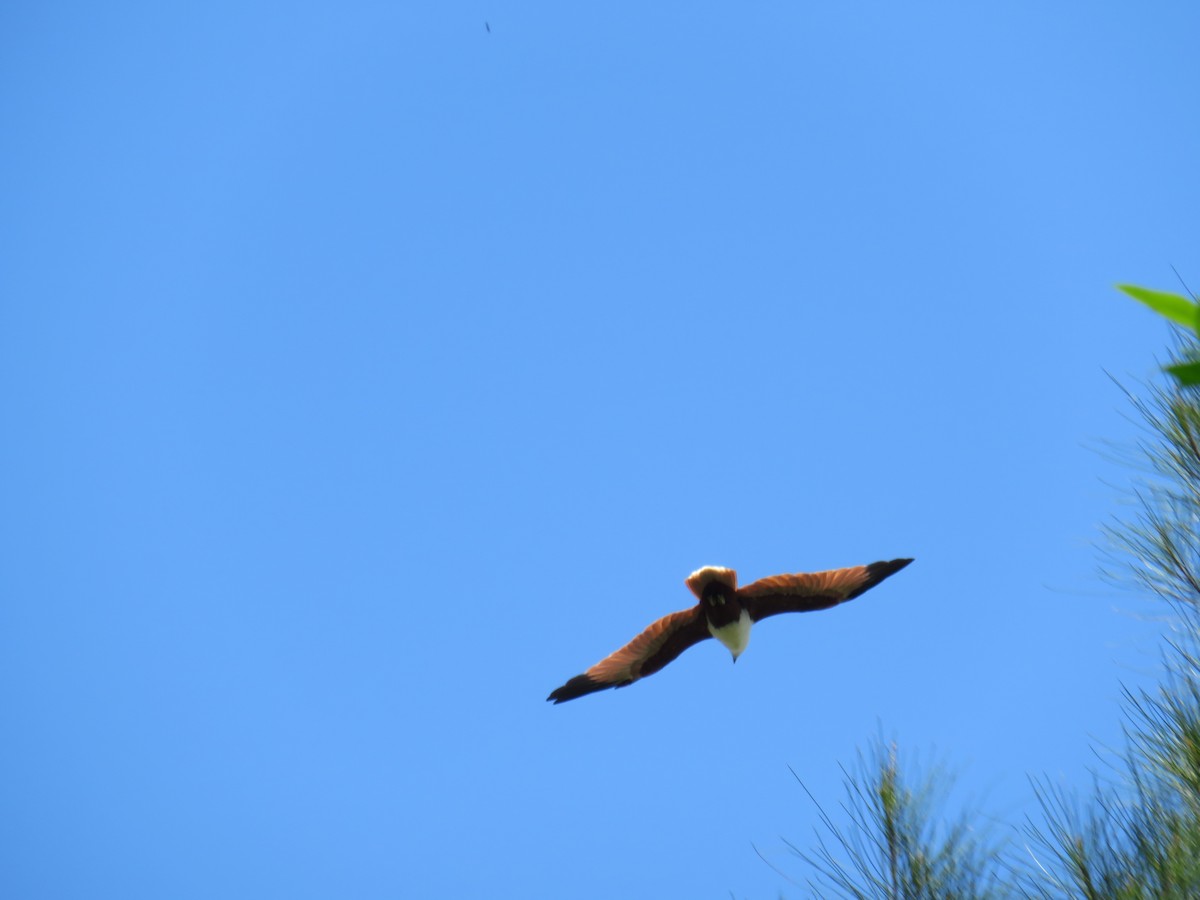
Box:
3 1 1200 897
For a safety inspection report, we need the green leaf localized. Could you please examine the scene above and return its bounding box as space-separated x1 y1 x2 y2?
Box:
1119 284 1199 331
1166 362 1200 386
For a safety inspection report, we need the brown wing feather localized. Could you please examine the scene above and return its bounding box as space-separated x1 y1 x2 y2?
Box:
547 607 709 704
739 558 913 621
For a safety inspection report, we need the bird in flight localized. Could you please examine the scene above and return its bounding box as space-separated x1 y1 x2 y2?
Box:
547 558 912 703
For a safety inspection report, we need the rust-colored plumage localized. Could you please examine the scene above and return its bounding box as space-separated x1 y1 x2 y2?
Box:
547 558 912 704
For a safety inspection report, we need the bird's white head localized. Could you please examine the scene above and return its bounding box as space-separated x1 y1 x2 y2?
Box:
685 565 737 601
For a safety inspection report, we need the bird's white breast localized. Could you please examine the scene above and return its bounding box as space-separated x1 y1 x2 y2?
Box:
707 608 752 660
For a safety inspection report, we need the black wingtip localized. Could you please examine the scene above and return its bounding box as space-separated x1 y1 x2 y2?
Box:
850 557 914 599
547 674 609 705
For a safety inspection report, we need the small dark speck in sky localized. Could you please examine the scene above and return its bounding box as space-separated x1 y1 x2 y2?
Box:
485 21 491 33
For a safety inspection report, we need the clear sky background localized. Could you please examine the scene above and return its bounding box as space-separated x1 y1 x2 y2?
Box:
3 2 1199 897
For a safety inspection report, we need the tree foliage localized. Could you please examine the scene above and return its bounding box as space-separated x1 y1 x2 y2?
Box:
1121 283 1200 386
1021 346 1200 898
782 744 1008 899
776 332 1200 898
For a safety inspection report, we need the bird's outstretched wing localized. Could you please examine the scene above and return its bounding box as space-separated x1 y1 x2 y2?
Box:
547 607 710 704
739 558 913 621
